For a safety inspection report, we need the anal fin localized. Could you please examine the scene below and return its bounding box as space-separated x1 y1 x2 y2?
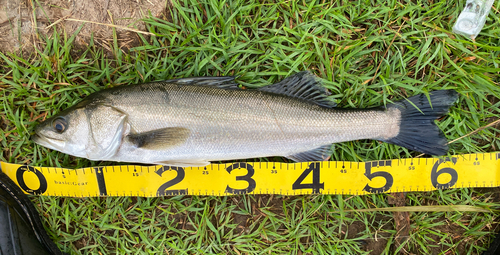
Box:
127 127 190 150
286 144 333 162
154 160 211 167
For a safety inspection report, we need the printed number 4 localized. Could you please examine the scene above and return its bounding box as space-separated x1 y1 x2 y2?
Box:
292 163 324 194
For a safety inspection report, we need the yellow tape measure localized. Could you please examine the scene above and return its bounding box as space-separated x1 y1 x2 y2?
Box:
1 152 499 197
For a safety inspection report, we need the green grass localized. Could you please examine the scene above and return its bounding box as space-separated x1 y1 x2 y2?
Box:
1 0 500 254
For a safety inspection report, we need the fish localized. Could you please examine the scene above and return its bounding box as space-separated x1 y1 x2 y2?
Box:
32 71 458 167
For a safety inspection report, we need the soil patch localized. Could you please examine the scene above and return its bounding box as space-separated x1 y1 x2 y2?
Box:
0 0 170 54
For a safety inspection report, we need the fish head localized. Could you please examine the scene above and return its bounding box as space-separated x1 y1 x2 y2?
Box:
33 107 90 158
33 102 129 160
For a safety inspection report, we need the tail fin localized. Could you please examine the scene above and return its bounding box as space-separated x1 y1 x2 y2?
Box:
383 90 458 155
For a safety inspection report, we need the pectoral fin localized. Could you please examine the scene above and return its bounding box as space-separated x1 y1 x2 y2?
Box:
127 127 190 150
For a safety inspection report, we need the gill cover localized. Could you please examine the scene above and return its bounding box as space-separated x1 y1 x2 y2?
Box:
85 105 128 160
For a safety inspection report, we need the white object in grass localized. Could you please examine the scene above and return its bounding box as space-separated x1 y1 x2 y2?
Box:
452 0 495 39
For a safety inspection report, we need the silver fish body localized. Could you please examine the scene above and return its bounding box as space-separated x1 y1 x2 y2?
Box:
33 72 457 166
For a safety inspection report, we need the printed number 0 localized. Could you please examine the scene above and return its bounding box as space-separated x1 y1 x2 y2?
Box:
15 166 48 195
431 158 458 189
155 166 187 196
225 163 256 194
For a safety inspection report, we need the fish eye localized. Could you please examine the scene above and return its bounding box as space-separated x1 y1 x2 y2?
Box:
52 117 67 133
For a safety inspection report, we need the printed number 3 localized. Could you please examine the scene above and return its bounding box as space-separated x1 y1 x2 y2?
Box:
225 163 256 194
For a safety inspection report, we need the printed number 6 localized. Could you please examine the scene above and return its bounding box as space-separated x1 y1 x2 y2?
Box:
431 158 458 189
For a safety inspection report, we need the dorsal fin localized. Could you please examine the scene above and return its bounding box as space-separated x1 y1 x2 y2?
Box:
163 76 239 89
258 71 336 108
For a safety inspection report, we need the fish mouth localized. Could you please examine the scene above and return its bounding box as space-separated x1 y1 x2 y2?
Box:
32 133 65 151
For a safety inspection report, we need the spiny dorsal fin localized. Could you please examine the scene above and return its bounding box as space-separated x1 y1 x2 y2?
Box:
163 76 239 89
258 71 336 108
127 127 190 150
286 144 333 162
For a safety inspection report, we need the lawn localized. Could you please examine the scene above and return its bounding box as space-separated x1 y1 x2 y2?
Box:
1 0 500 254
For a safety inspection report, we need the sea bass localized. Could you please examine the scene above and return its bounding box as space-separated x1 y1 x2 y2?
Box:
33 72 458 166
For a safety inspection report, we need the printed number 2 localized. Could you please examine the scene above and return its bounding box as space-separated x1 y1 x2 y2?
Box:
292 163 324 194
155 166 187 196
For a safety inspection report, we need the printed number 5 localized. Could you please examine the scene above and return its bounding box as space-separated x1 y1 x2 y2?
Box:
363 162 393 193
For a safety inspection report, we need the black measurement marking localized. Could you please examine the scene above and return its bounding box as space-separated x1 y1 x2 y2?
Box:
363 161 393 193
408 163 415 170
94 167 107 196
292 162 324 194
202 167 209 175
